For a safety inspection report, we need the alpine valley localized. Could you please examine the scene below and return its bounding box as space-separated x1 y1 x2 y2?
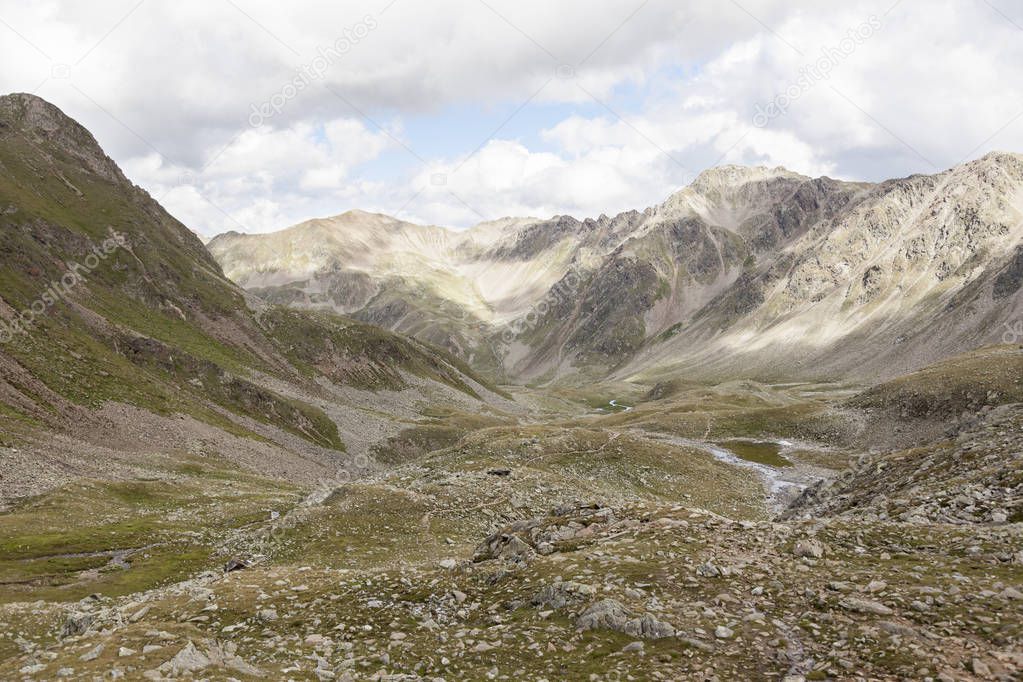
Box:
1 94 1021 681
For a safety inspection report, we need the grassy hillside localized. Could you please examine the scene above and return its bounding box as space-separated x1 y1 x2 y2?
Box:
258 307 502 397
0 94 496 456
0 95 342 450
848 344 1023 418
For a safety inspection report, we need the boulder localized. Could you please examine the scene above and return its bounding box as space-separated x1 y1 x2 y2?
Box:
531 581 595 609
577 599 676 639
162 641 211 675
792 539 827 559
839 597 893 616
60 611 94 638
224 558 248 573
473 532 533 563
623 613 676 639
577 599 632 633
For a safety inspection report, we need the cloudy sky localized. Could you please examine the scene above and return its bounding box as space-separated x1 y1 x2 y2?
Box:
1 0 1021 235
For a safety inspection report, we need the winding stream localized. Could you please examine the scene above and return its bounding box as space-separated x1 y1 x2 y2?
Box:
636 432 824 513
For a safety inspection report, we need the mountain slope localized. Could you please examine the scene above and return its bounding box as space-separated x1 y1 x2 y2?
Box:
0 93 506 502
784 344 1023 524
625 152 1023 383
210 155 1023 384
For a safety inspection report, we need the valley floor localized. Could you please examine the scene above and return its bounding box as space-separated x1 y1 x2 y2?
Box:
1 375 1021 681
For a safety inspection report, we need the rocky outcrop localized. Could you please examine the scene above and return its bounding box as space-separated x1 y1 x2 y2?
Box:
785 402 1023 525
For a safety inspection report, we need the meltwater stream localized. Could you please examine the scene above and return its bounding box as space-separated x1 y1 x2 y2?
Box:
640 433 818 513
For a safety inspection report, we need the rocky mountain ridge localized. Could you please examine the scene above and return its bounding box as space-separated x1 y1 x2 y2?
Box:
210 153 1023 384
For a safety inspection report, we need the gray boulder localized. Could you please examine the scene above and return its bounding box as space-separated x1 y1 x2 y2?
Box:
60 611 94 638
531 581 596 609
623 613 676 639
473 532 533 563
792 539 827 559
576 599 676 639
577 599 632 632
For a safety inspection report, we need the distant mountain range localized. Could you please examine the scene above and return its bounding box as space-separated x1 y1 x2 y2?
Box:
209 153 1023 383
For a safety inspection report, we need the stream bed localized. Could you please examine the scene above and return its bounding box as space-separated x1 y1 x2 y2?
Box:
638 432 829 513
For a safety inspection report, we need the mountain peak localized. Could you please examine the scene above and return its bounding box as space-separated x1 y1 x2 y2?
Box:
654 163 810 223
0 92 66 124
1 93 91 141
319 209 410 228
339 208 390 219
976 150 1023 164
962 151 1023 180
689 164 805 193
0 92 125 184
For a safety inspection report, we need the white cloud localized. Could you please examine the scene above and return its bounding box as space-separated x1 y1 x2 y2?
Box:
121 116 394 234
1 0 1021 233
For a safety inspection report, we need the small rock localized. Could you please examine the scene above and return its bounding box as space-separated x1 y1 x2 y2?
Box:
972 658 992 678
679 637 715 653
1000 586 1023 600
839 597 893 616
224 558 248 573
792 539 827 559
80 644 104 662
129 606 150 623
696 562 721 577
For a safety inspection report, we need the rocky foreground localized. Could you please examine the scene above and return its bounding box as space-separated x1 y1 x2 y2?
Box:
2 383 1022 681
1 500 1020 681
